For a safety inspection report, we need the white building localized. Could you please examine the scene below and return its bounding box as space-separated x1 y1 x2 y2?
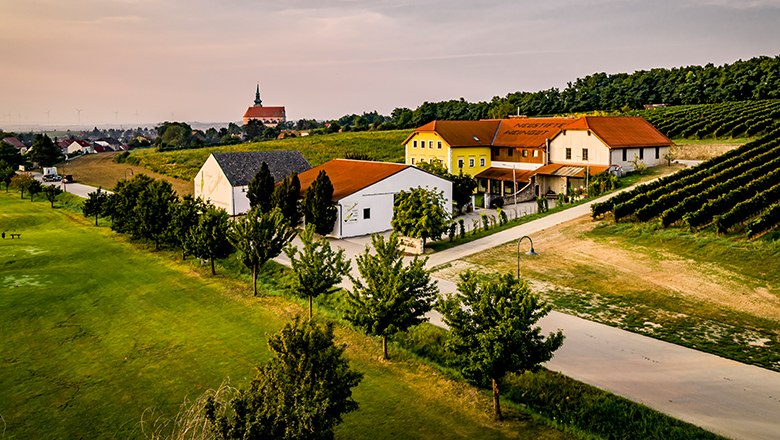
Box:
297 159 453 238
194 151 311 216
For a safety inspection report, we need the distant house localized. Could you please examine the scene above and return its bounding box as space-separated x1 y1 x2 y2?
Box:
2 137 27 155
296 159 453 238
66 140 92 155
242 84 286 127
194 151 311 216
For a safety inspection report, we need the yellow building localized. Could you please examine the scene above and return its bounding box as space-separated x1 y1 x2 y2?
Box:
403 120 495 176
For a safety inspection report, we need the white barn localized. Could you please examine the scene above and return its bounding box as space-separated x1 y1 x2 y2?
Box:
194 151 311 216
297 159 453 239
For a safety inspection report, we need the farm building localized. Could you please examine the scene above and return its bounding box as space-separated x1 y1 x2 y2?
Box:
242 84 286 127
297 159 453 238
403 116 672 201
194 151 311 216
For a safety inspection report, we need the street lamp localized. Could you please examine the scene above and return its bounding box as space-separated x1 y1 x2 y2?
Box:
516 235 538 278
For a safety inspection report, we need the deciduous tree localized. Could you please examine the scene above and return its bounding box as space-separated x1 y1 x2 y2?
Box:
83 187 108 226
170 195 205 259
10 174 34 199
438 272 564 421
134 179 177 249
391 187 450 248
344 233 438 359
28 180 42 202
284 225 350 319
189 205 233 275
303 170 337 235
205 317 362 440
43 184 63 208
227 208 296 296
0 160 15 192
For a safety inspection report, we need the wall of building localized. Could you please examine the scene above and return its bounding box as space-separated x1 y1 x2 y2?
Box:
194 155 235 215
449 146 490 176
405 132 450 167
610 146 669 171
332 167 453 238
549 130 611 165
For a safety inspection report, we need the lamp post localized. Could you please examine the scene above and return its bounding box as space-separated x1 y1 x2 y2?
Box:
516 235 538 278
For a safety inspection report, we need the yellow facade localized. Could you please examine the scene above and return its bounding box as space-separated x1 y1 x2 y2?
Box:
404 133 490 177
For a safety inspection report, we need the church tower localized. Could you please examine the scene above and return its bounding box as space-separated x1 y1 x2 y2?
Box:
254 84 262 106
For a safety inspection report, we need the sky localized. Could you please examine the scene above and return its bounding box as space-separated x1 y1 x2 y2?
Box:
1 0 779 128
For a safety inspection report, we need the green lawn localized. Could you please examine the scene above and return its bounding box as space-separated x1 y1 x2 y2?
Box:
0 192 570 439
130 130 410 182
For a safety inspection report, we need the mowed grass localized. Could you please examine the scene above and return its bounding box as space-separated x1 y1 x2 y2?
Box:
0 193 571 439
131 130 410 182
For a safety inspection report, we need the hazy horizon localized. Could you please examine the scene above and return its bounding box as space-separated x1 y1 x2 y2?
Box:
2 0 779 127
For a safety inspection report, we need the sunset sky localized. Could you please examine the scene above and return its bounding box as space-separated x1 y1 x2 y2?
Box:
1 0 779 127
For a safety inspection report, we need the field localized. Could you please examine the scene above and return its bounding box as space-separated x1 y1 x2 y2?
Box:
442 217 780 371
0 192 572 439
129 129 410 182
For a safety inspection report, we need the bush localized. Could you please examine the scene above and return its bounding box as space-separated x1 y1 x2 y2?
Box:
489 196 505 209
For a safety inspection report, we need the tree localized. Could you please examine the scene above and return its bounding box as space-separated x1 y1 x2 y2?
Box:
391 187 450 248
438 272 564 421
303 170 337 235
28 180 43 202
227 208 296 296
247 162 274 212
0 160 15 192
271 172 301 225
83 187 108 226
104 174 155 236
189 205 233 275
170 195 205 259
284 225 350 319
0 142 23 169
205 317 362 440
28 134 63 167
43 185 63 208
134 179 178 249
451 171 477 212
10 174 34 199
344 233 438 360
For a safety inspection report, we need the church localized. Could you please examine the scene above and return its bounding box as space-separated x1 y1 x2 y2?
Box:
242 85 286 127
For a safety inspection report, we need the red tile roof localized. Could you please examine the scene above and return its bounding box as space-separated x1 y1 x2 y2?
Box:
561 116 673 148
404 120 500 147
532 163 610 178
243 106 286 118
297 159 410 201
493 118 573 147
475 167 536 183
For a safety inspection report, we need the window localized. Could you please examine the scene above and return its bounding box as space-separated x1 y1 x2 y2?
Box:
533 150 538 157
457 158 464 169
622 149 627 161
363 208 371 219
480 157 485 167
429 140 434 149
565 148 572 160
507 148 513 156
411 157 415 164
582 148 589 161
639 148 644 160
437 141 442 149
522 149 528 157
469 158 475 167
655 146 660 159
412 140 417 148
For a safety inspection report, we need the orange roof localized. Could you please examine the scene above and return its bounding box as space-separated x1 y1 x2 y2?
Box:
297 159 410 201
243 106 286 118
493 118 572 147
475 167 535 183
404 120 500 147
560 116 673 149
532 163 610 178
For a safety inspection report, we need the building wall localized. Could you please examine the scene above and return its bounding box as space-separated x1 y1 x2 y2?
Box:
610 146 669 171
450 146 490 176
405 132 450 168
549 130 611 165
332 167 453 238
194 155 235 215
491 147 544 166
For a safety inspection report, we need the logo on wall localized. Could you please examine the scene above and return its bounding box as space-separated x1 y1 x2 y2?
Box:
344 202 358 223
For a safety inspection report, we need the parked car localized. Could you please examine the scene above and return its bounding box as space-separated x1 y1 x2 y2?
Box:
62 175 74 183
42 174 62 182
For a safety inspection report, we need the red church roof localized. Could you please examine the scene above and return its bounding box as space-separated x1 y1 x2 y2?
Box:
243 106 286 118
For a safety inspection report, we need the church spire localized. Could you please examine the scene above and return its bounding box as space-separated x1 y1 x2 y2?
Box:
254 83 262 106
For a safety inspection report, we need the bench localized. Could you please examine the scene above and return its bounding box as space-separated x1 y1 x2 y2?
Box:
9 233 21 239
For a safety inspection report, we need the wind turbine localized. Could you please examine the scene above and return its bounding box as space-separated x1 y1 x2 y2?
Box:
76 108 83 124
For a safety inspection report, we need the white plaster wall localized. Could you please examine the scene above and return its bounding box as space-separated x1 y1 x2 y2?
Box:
332 167 453 238
194 155 234 214
491 161 541 171
232 187 251 216
610 146 669 171
549 130 611 165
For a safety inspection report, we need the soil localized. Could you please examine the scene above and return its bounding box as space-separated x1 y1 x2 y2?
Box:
59 152 193 196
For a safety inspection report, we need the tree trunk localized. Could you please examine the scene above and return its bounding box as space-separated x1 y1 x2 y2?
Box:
308 295 313 320
252 264 258 296
382 335 388 360
492 378 502 421
210 257 216 275
95 214 99 226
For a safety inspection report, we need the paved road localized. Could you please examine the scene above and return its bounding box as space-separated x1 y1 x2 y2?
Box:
32 172 110 198
285 186 780 440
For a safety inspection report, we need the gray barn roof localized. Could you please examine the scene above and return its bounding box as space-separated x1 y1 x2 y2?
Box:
212 151 311 187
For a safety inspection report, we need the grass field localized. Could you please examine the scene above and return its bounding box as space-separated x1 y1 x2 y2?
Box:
450 217 780 371
0 192 572 439
129 129 410 182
